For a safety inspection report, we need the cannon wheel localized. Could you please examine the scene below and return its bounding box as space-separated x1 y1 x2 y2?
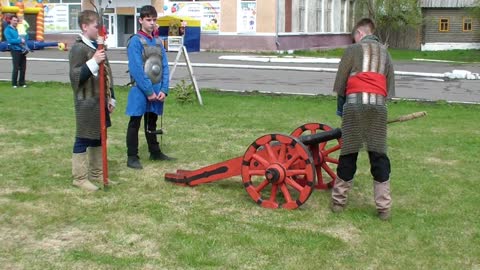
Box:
241 134 316 209
290 123 342 189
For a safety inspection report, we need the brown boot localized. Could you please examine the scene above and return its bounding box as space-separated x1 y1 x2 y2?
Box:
330 177 353 213
88 147 118 185
374 180 392 220
72 152 99 192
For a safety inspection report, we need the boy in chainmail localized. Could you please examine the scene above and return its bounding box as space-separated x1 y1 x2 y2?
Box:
69 10 116 191
331 18 395 220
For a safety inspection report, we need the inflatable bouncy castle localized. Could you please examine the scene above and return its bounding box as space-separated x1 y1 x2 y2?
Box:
0 0 66 51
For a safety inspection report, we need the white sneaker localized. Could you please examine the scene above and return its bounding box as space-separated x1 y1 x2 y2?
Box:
13 86 17 88
22 85 27 88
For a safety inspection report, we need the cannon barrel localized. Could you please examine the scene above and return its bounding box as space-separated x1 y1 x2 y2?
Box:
298 128 342 146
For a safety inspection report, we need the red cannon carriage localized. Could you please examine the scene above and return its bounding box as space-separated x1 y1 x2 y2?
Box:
165 123 343 209
165 112 425 209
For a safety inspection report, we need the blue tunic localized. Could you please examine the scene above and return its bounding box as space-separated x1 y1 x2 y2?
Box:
126 33 169 116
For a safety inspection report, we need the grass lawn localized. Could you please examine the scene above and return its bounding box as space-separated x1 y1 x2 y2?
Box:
0 81 479 269
290 48 480 63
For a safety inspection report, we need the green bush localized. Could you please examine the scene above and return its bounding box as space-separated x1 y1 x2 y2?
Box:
173 79 195 104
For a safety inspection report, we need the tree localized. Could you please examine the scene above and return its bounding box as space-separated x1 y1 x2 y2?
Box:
470 0 480 22
354 0 422 46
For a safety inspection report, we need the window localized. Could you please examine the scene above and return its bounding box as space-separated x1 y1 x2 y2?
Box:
463 17 472 32
299 0 305 32
239 0 256 33
315 1 322 32
68 4 81 31
439 18 449 32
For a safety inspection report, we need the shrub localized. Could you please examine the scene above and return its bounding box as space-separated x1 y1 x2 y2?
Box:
173 79 195 104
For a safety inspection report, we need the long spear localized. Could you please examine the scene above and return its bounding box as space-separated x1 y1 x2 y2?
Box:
93 0 109 188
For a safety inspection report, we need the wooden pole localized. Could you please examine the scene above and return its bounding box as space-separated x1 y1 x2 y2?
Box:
182 46 203 105
388 111 427 124
97 5 109 187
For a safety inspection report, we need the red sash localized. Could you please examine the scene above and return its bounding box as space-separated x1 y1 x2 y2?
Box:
346 72 387 96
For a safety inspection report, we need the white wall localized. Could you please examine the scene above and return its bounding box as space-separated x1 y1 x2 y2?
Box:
422 42 480 51
106 0 150 9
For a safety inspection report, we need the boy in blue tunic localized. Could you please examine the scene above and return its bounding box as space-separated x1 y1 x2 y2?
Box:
126 5 175 169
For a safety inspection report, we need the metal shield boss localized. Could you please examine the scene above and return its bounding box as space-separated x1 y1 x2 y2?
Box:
144 55 163 84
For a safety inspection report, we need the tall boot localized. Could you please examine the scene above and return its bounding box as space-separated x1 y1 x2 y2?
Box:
72 152 98 191
330 177 353 213
88 147 117 185
127 117 143 169
146 131 176 161
374 180 392 220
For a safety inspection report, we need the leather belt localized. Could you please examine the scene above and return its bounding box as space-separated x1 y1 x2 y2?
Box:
346 92 385 105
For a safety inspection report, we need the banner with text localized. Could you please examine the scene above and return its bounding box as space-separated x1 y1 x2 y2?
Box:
164 1 220 32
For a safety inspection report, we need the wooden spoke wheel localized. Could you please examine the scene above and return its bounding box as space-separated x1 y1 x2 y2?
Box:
290 123 342 189
241 134 316 209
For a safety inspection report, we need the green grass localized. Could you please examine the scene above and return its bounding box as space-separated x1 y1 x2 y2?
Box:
0 81 479 269
291 48 480 62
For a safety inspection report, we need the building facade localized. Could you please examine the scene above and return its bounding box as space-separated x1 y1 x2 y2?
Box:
420 0 480 50
38 0 355 51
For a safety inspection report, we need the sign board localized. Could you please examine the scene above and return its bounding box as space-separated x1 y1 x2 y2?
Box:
164 1 220 32
44 4 69 32
167 36 184 52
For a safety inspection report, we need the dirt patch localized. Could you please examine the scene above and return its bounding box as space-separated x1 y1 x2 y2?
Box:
0 187 31 195
424 157 458 166
91 231 161 259
323 224 362 245
37 227 95 252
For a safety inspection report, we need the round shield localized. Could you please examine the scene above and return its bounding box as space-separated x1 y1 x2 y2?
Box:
144 55 163 84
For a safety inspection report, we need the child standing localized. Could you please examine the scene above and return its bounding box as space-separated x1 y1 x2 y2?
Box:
125 5 174 170
69 10 116 191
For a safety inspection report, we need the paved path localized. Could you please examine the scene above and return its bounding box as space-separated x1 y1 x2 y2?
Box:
1 49 479 104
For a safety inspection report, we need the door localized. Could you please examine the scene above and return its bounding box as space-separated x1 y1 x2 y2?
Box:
104 14 117 48
117 15 135 47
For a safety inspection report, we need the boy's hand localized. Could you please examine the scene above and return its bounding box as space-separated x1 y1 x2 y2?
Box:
157 92 166 101
93 49 106 64
147 93 157 101
108 104 115 113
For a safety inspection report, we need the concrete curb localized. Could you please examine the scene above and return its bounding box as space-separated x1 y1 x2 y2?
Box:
219 55 341 64
0 56 455 79
213 88 480 105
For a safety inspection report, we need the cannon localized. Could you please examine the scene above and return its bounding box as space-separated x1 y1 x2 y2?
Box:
165 123 343 209
165 112 426 209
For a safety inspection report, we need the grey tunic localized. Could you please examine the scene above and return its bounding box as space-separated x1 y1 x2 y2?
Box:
333 35 395 155
69 36 113 140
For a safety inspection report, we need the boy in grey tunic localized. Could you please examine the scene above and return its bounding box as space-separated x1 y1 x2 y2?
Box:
331 18 395 220
69 10 116 191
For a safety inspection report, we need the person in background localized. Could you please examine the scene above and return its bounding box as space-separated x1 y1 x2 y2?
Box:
4 15 28 88
17 16 31 52
1 13 13 41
